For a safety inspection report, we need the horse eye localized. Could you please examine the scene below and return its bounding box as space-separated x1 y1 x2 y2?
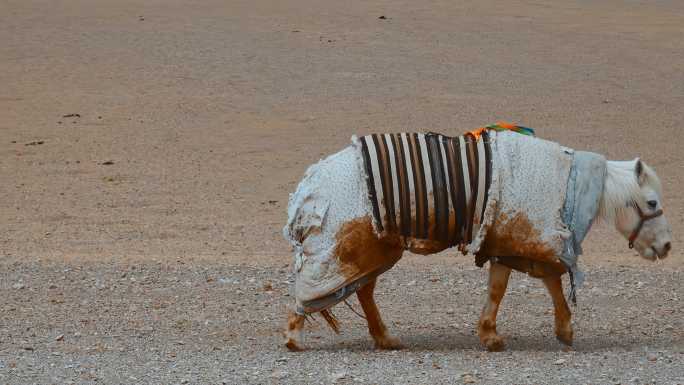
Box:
647 200 658 209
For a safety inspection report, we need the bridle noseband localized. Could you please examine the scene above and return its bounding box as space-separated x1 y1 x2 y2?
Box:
628 203 664 249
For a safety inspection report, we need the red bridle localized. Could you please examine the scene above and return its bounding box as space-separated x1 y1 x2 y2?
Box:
628 204 664 249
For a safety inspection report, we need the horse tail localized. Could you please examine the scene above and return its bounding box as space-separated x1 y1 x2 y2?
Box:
320 309 340 334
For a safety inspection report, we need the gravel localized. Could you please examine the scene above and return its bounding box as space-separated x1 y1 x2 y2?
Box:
0 256 681 384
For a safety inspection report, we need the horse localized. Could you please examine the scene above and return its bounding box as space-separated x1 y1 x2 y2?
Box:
282 126 672 352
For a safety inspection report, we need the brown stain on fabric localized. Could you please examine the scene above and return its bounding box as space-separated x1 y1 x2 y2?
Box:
335 216 404 280
478 212 566 276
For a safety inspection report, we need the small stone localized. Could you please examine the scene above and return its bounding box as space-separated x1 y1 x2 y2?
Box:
331 371 348 382
646 353 658 362
12 283 25 290
462 374 476 383
55 334 64 341
271 370 288 379
407 280 416 286
553 359 566 365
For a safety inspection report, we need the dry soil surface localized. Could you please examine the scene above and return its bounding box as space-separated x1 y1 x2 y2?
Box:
1 0 683 384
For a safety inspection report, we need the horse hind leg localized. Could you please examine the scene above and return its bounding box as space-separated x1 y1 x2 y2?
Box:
284 310 305 351
541 274 573 346
478 261 512 352
356 277 404 350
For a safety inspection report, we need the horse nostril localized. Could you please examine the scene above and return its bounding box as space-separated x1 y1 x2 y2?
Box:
664 242 671 253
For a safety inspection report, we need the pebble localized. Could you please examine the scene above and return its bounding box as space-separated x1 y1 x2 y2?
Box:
331 371 348 382
12 283 25 290
647 353 658 362
271 370 288 379
553 359 566 365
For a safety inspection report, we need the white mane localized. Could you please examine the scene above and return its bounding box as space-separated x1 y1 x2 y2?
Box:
598 159 662 224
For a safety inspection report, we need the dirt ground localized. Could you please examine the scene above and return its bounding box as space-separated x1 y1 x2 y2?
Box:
1 0 682 383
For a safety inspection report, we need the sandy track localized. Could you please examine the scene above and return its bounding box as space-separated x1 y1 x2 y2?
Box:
1 0 682 383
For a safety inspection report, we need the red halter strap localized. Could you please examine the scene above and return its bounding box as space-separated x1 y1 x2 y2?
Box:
628 204 664 249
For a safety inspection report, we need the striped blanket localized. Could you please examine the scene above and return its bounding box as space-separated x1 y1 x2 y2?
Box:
357 131 493 248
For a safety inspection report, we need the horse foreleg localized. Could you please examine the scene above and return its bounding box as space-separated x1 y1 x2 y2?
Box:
541 274 573 346
357 278 403 350
284 309 305 351
478 262 512 352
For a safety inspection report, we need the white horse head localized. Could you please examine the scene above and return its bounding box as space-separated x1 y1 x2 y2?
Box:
599 158 672 260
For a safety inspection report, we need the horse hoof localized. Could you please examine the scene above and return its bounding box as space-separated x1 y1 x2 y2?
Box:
285 339 303 352
483 336 505 352
375 336 405 350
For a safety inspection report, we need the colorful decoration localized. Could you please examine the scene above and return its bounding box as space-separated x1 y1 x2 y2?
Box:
467 122 535 139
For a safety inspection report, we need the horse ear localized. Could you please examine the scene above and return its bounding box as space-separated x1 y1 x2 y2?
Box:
635 158 645 185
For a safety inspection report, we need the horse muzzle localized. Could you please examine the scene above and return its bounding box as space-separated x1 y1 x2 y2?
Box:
654 241 672 260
